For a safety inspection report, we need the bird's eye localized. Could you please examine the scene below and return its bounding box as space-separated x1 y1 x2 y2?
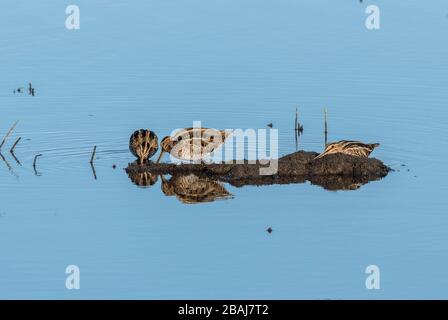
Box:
177 136 182 141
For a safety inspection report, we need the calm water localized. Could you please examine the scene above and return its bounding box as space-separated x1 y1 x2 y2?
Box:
0 0 447 299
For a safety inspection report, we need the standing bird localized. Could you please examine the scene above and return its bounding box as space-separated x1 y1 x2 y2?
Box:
314 140 380 159
156 127 231 163
129 129 159 164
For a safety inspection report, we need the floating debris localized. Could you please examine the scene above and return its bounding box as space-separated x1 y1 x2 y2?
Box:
266 227 273 234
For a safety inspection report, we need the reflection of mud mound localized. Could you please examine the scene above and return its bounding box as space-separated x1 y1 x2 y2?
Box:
127 171 158 187
161 174 232 204
126 151 390 192
308 175 375 191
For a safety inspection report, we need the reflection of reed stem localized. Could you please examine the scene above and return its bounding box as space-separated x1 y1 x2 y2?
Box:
90 162 97 180
0 152 13 172
10 151 21 166
295 107 299 150
33 154 42 176
0 121 19 149
0 152 18 177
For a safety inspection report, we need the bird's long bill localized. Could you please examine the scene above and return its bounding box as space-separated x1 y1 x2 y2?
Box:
156 150 165 164
314 152 326 160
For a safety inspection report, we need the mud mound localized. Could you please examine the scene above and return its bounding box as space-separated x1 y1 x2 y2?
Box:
125 150 390 191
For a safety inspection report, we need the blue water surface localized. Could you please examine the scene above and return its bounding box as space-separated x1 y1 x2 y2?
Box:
0 0 447 299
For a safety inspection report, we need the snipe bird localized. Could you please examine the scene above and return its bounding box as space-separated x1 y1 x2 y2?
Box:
315 140 380 159
156 127 231 163
129 129 159 164
160 174 232 204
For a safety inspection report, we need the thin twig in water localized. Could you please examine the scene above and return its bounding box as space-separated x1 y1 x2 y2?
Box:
90 146 97 164
90 162 97 180
0 152 18 177
33 154 42 176
10 137 21 154
0 121 19 149
324 108 328 147
295 107 298 132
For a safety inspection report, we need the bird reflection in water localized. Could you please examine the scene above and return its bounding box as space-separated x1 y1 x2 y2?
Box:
160 174 233 204
127 171 233 204
128 171 159 187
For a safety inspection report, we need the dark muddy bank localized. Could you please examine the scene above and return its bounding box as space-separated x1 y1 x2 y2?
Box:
125 151 391 192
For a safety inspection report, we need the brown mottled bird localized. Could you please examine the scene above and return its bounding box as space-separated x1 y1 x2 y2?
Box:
129 129 159 164
314 140 380 159
156 127 231 163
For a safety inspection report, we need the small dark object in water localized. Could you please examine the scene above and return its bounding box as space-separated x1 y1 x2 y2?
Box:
17 88 23 93
267 123 273 128
267 227 273 234
112 164 117 169
31 88 35 96
401 164 406 167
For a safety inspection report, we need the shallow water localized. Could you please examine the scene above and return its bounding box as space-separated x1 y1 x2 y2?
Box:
0 0 448 299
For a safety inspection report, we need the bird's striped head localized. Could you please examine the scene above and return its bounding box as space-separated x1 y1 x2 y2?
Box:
160 136 175 153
